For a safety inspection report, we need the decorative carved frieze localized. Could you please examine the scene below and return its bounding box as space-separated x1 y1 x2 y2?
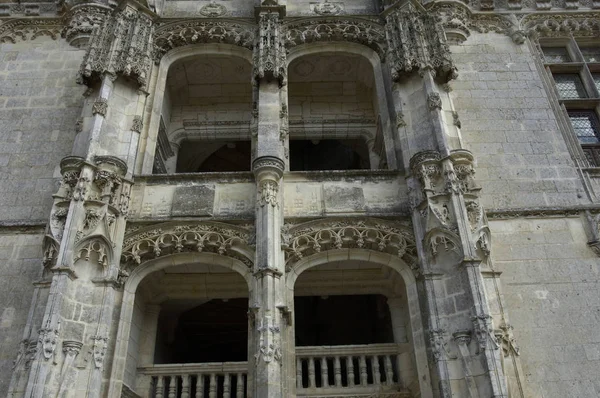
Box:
0 19 62 43
153 20 255 64
282 218 417 270
121 222 255 268
78 4 154 89
283 18 386 58
254 12 287 85
385 3 457 82
312 1 344 16
522 12 600 38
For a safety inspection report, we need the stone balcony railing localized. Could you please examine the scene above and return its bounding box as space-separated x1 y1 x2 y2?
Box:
296 343 410 397
137 361 247 398
137 344 410 398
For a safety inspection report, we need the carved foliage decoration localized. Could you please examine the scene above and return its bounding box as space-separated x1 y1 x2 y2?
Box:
78 5 154 89
283 18 386 58
385 3 457 82
61 4 111 47
254 12 287 85
153 20 255 63
121 222 255 268
282 218 417 269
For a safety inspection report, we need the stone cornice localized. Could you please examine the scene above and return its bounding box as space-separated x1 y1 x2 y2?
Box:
485 205 600 219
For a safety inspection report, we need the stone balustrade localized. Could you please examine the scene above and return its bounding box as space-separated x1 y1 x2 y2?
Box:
295 343 410 397
137 362 247 398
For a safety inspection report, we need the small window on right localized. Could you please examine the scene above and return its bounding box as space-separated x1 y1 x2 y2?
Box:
542 41 600 166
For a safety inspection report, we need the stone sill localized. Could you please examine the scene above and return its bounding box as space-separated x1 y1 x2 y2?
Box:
136 172 254 184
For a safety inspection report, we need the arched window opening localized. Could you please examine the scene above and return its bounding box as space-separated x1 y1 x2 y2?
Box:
288 53 388 170
152 55 253 174
176 140 252 173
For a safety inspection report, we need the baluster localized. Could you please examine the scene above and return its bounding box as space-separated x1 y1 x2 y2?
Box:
296 358 303 389
195 374 204 398
181 374 190 398
168 375 177 398
334 356 342 387
208 374 217 398
385 355 394 385
235 373 244 398
372 356 381 385
359 355 368 386
347 356 355 387
156 376 165 398
308 358 316 388
223 374 231 397
320 357 329 388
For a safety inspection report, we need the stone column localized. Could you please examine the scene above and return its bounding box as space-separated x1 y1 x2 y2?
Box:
251 4 288 397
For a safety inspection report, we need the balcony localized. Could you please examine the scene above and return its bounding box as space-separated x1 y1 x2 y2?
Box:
137 344 410 398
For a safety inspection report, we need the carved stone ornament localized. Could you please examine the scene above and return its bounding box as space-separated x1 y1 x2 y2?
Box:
427 92 442 111
429 328 457 362
312 1 344 16
39 326 60 361
255 316 282 365
153 20 255 64
259 180 279 208
282 218 417 270
283 18 386 58
91 336 108 369
200 1 228 17
254 12 287 85
131 115 143 133
75 238 111 267
121 221 255 269
78 5 154 89
92 98 108 117
385 3 457 83
472 314 500 353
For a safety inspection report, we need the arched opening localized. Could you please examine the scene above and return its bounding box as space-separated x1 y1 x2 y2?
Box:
287 253 430 398
287 52 388 170
122 258 251 398
152 54 253 174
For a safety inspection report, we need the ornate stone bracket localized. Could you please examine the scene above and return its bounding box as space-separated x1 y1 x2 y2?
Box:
254 11 287 85
121 221 255 269
282 218 417 271
78 1 155 89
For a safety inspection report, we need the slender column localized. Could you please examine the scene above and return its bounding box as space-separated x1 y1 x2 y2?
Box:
347 356 355 387
251 4 288 397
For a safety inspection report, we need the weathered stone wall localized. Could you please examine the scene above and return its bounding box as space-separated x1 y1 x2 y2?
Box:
450 33 588 210
490 217 600 397
0 231 46 397
0 38 86 221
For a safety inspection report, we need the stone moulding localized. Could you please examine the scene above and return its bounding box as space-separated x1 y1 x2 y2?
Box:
281 218 417 270
121 221 255 268
152 19 255 63
521 12 600 37
282 17 386 58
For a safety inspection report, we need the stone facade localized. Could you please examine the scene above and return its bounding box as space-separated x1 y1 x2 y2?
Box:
0 0 600 397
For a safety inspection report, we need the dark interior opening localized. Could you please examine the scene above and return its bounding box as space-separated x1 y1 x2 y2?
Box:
290 139 370 171
294 294 393 346
155 298 248 364
176 140 251 173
